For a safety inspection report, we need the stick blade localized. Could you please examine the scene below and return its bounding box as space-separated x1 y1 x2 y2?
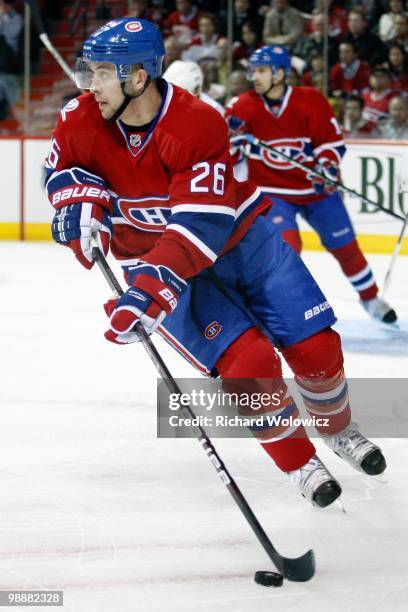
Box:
280 549 315 582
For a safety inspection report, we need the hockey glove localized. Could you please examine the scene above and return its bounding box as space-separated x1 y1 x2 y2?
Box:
104 263 187 344
309 160 340 195
227 115 251 162
47 168 112 269
52 203 112 269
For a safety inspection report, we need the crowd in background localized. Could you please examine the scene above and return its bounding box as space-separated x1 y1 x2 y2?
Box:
0 0 408 138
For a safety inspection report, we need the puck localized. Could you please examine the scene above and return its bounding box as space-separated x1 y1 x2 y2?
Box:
254 570 283 587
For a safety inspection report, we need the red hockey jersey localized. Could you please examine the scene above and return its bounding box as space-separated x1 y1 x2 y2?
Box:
226 86 346 204
45 82 269 280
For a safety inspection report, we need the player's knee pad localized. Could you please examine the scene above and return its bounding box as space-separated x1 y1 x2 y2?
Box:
216 327 282 378
280 327 343 380
282 229 302 254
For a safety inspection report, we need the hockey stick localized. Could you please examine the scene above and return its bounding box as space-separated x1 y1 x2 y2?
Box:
381 155 408 297
25 0 75 81
241 134 405 222
381 212 408 298
90 241 316 583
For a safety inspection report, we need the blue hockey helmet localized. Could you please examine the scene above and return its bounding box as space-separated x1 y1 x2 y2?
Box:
75 18 165 89
248 45 291 77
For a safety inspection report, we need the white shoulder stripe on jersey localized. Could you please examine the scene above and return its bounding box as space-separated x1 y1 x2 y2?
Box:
171 204 236 216
167 223 217 262
260 185 315 195
313 140 345 157
236 187 262 218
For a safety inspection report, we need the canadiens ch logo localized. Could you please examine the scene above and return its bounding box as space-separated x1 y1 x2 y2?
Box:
259 138 310 171
125 21 142 32
117 196 171 232
204 321 222 340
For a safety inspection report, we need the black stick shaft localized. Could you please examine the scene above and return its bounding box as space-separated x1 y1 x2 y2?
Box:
91 246 315 582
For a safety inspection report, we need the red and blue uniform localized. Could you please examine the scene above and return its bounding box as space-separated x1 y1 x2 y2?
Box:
226 86 379 301
45 81 350 472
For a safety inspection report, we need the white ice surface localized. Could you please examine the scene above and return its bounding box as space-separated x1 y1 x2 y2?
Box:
0 242 407 612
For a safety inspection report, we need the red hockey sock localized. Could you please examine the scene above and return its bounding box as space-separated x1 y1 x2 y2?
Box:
329 239 378 301
281 328 351 435
216 327 315 472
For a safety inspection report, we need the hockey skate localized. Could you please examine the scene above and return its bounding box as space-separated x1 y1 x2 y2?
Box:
361 296 397 324
288 455 342 508
322 422 386 476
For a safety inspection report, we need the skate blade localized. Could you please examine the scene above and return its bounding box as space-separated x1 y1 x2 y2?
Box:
335 498 346 513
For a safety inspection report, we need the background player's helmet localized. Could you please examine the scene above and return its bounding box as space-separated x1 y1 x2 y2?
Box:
248 45 291 79
162 61 204 95
75 18 165 89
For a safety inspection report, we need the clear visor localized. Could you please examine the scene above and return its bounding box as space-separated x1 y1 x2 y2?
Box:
247 65 279 81
74 58 132 90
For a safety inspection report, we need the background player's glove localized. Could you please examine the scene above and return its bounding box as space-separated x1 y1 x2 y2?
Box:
227 115 251 162
52 203 112 269
104 263 187 344
309 160 340 195
47 168 112 269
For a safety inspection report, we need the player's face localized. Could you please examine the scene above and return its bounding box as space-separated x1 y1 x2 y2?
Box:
88 62 124 119
250 66 284 94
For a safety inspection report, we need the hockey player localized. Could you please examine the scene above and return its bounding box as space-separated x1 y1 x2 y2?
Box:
45 18 386 510
226 45 398 325
163 59 224 116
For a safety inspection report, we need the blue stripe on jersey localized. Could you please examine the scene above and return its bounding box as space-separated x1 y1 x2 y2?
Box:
168 210 235 257
235 191 265 225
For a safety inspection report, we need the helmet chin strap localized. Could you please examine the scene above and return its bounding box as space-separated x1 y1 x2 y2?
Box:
108 76 151 122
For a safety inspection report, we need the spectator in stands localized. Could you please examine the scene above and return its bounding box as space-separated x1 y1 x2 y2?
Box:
262 0 303 51
230 0 264 43
342 93 378 138
126 0 164 29
301 53 324 86
212 37 241 87
183 13 219 62
342 7 387 66
287 66 301 86
233 22 261 64
0 0 23 103
378 0 406 42
388 13 408 52
386 43 408 90
329 41 370 97
227 69 250 98
312 0 348 41
96 0 112 19
166 0 201 45
163 36 185 70
362 66 398 122
0 77 10 120
292 12 338 70
377 94 408 138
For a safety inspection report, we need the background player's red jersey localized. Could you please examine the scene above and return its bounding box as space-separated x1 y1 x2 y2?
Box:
226 86 346 204
46 82 269 280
